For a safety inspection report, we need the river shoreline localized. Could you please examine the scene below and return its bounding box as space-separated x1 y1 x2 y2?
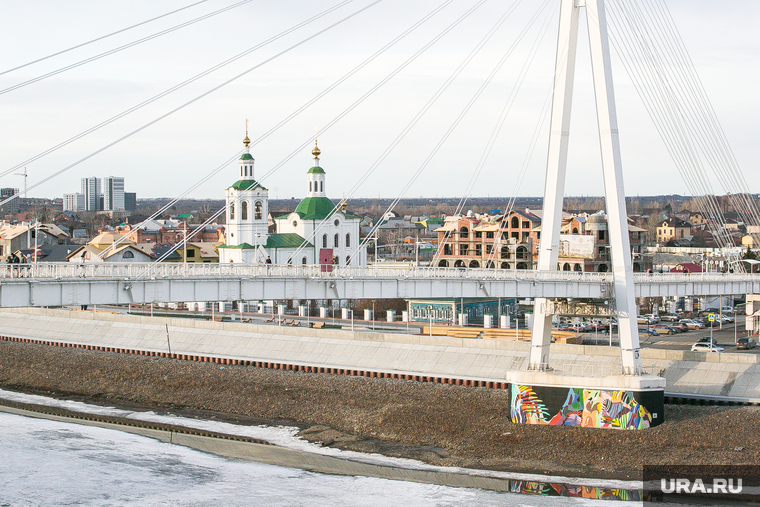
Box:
2 340 759 481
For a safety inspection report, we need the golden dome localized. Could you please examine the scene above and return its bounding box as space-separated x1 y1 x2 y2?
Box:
243 135 250 147
312 139 321 158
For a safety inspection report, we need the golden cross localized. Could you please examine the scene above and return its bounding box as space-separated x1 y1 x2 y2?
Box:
245 118 249 136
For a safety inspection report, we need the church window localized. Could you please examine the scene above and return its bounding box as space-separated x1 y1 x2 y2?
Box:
322 234 327 248
302 257 307 265
346 256 350 265
334 234 339 248
123 250 134 259
254 201 262 220
230 203 234 220
345 233 350 247
241 201 248 220
309 181 312 192
292 220 297 228
320 181 323 192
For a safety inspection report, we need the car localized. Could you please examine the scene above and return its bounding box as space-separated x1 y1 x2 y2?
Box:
637 315 656 325
653 324 678 335
639 328 660 336
720 314 735 323
680 319 706 330
668 322 689 333
737 338 757 350
659 313 682 322
698 336 718 346
691 342 724 353
644 314 661 323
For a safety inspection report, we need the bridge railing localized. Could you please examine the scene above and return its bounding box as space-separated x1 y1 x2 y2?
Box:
1 262 758 286
0 262 613 283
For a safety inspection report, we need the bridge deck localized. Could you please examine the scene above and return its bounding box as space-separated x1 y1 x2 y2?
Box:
0 263 757 307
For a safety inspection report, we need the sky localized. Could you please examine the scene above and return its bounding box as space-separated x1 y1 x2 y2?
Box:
0 0 758 203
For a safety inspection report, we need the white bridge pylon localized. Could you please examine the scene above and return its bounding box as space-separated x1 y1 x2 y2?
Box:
530 0 641 374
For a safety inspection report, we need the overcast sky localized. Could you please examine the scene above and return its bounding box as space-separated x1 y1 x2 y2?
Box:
1 0 758 203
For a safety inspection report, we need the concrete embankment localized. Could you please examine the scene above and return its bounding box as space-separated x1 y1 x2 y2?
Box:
1 308 758 398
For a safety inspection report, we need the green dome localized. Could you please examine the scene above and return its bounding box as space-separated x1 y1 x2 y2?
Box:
307 166 325 174
294 196 335 220
240 153 254 160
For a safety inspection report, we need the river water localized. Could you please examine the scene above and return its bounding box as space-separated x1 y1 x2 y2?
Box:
0 389 638 506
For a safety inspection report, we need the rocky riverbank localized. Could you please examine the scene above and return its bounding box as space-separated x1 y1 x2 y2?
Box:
1 340 758 481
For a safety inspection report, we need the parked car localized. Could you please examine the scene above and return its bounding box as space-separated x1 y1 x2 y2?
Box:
653 324 678 335
644 314 660 323
737 338 757 350
637 316 656 325
639 328 660 336
668 322 689 333
720 314 735 323
659 313 682 322
698 336 718 346
680 319 706 330
691 342 724 353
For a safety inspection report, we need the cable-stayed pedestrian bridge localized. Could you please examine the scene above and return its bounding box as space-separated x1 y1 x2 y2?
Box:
0 262 754 308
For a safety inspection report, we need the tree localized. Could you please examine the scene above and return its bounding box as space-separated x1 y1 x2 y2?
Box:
742 246 757 260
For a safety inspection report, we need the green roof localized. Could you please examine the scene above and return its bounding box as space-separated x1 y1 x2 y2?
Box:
240 153 253 160
230 179 266 191
217 242 255 249
264 233 312 249
307 166 325 174
293 196 336 220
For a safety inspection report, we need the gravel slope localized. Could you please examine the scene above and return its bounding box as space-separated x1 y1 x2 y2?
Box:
1 340 758 481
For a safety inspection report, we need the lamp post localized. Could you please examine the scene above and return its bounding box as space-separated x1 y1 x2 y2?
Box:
182 221 187 273
254 232 261 263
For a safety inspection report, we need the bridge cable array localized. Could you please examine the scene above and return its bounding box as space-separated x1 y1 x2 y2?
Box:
0 0 383 212
0 0 358 180
607 0 760 269
0 0 256 96
0 0 209 76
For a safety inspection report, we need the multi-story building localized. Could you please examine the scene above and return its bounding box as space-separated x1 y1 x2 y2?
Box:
81 177 101 211
656 217 691 244
434 209 540 269
124 192 137 211
0 188 20 215
103 176 125 211
63 193 85 212
434 210 650 273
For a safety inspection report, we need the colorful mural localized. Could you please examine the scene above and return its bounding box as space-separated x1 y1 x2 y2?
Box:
509 481 642 501
511 385 653 429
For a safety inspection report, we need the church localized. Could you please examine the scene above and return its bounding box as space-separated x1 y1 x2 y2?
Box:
218 132 366 267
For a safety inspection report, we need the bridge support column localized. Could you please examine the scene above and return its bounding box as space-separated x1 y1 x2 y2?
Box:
529 0 642 374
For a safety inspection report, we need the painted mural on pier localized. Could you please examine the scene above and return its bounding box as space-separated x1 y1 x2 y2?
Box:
509 481 642 501
510 385 653 429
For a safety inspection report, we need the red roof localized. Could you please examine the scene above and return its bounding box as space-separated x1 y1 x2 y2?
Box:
670 262 703 273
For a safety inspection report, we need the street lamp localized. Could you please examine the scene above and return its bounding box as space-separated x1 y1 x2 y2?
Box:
182 221 187 273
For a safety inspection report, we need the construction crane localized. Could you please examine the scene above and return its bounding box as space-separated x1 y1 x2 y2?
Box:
14 167 27 199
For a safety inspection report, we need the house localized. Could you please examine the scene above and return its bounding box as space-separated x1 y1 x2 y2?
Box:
656 217 691 244
66 231 154 263
0 222 70 261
